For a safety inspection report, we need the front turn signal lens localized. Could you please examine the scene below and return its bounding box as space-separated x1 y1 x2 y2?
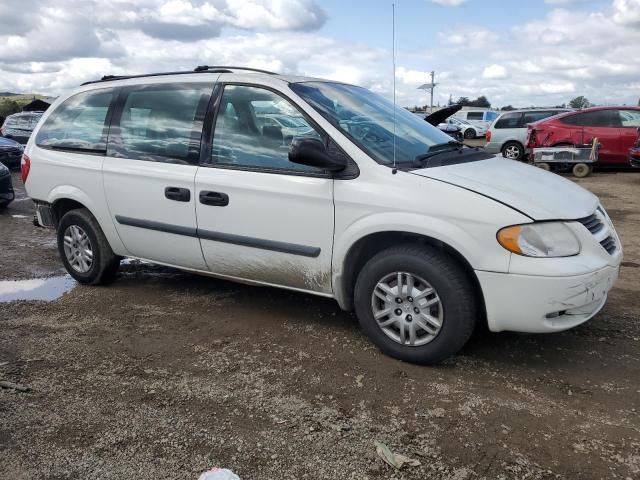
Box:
497 225 523 255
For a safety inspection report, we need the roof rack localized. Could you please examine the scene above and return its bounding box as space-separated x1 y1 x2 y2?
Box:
81 65 278 86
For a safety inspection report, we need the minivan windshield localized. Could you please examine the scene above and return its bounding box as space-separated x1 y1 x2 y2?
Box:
290 81 458 167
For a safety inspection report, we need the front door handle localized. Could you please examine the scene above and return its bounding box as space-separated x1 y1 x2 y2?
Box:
165 187 190 202
199 191 229 207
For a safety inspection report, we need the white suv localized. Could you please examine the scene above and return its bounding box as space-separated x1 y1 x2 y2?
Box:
23 66 622 364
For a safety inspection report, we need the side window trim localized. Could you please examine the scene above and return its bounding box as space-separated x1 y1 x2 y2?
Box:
203 82 357 179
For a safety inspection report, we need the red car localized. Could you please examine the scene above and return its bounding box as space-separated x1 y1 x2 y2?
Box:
527 106 640 166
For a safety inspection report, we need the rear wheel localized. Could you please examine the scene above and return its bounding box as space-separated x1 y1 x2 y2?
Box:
354 245 477 365
536 162 551 171
572 162 591 178
501 141 524 160
463 128 476 139
57 208 120 285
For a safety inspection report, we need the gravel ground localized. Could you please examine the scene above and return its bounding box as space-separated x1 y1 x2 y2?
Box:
1 168 639 480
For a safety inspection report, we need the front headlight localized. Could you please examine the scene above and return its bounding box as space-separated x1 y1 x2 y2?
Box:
497 222 580 257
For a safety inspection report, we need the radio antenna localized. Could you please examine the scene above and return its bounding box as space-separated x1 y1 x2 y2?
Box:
392 3 397 171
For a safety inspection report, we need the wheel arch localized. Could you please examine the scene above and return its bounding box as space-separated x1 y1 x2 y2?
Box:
335 230 487 327
47 185 126 254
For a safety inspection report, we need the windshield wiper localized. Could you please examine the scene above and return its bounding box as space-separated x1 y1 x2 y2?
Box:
414 141 464 167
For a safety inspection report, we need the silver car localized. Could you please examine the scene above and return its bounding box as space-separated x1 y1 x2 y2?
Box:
485 109 571 160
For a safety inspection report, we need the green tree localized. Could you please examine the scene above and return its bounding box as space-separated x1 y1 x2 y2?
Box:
470 95 491 108
0 99 20 118
569 96 591 109
456 96 470 106
501 105 515 111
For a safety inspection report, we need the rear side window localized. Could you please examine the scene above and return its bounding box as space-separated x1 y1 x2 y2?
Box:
36 89 114 152
494 112 522 129
466 111 484 120
108 83 213 165
485 111 498 121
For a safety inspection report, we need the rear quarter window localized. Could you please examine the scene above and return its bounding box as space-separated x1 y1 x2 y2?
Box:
36 89 115 152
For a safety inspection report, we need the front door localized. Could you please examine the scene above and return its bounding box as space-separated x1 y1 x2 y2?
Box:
577 109 621 164
195 83 334 293
103 81 215 269
617 109 640 163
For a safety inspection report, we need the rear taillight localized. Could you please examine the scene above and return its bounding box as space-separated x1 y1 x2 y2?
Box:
485 130 491 142
21 153 31 183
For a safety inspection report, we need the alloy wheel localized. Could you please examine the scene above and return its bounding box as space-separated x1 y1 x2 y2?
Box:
503 145 521 159
63 225 93 273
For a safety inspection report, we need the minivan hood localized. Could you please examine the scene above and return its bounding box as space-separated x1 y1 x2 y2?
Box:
411 156 598 220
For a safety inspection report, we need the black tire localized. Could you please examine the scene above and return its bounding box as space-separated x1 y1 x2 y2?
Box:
354 245 477 365
572 162 591 178
501 141 524 160
536 162 551 171
57 208 120 285
463 128 476 139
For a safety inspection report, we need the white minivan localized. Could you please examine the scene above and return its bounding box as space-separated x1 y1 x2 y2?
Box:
23 66 622 364
453 109 499 130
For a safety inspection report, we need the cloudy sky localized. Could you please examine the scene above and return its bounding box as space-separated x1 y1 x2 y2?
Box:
1 0 639 108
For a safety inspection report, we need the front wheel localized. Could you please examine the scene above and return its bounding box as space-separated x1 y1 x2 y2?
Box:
57 208 120 285
354 245 477 365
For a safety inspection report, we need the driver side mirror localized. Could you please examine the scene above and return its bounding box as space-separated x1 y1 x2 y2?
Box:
288 137 347 172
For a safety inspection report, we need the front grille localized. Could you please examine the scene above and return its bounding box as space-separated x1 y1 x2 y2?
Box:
577 213 604 235
577 209 618 255
600 236 616 254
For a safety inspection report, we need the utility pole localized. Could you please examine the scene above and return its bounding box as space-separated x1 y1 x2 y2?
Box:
417 71 437 113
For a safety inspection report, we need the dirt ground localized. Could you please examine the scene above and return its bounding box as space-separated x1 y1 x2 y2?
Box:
1 168 639 480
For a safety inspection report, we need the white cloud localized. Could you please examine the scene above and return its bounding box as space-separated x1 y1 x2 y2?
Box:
431 0 467 6
613 0 640 25
482 64 507 79
1 0 639 110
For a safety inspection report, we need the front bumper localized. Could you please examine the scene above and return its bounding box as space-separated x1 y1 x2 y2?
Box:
629 148 640 167
477 265 620 333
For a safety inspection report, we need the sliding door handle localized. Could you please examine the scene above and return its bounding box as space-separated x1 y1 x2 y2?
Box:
165 187 190 202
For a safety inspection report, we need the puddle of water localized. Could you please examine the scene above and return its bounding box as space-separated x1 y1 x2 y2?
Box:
0 275 77 302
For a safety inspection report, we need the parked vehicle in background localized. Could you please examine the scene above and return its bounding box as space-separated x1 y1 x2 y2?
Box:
22 66 622 364
453 109 498 130
1 111 44 144
0 136 24 168
422 104 464 142
440 117 486 139
485 109 572 160
527 106 640 166
630 130 640 167
0 161 14 209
